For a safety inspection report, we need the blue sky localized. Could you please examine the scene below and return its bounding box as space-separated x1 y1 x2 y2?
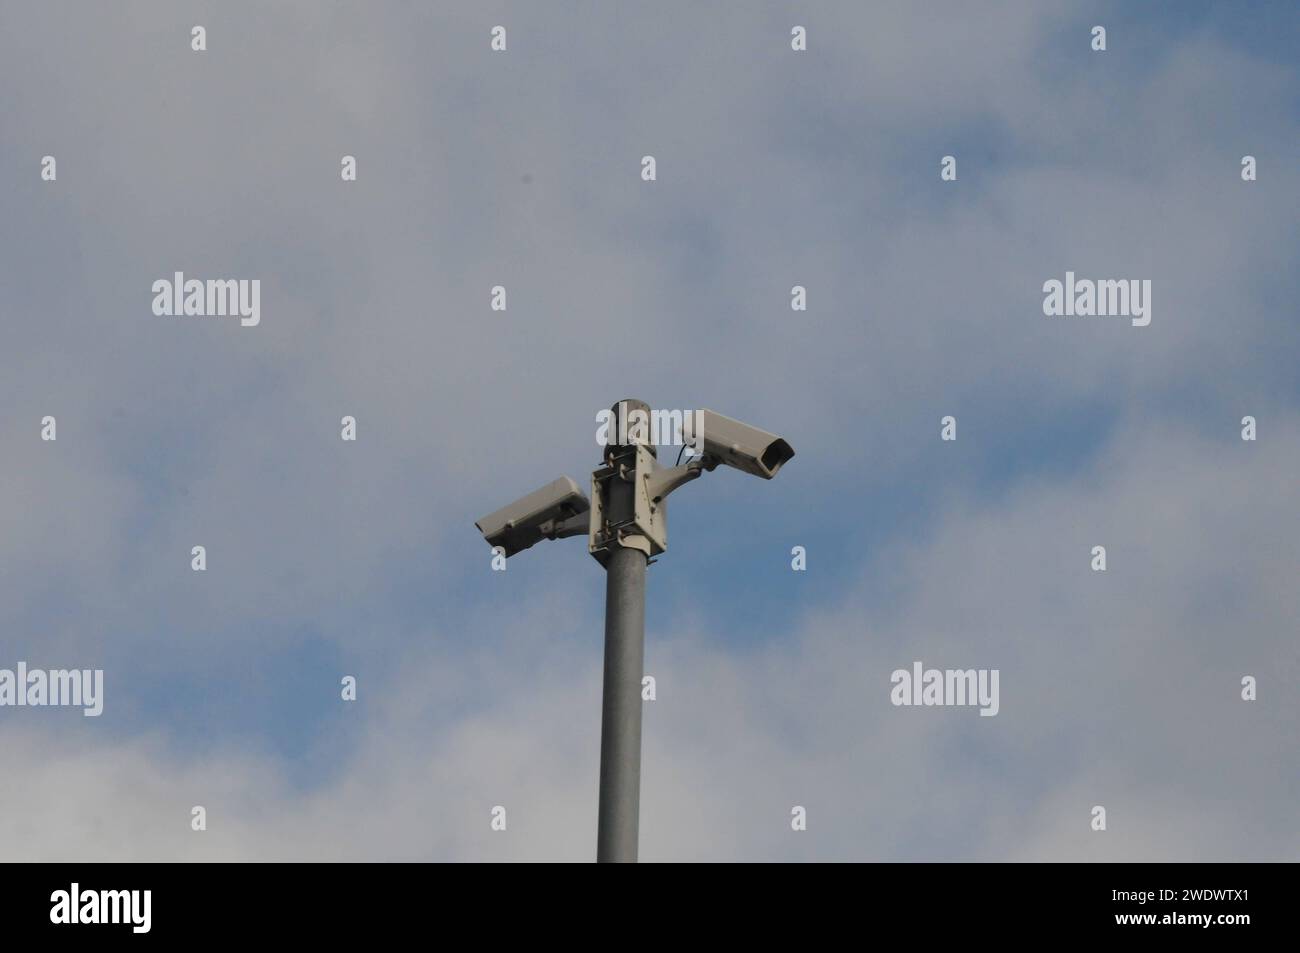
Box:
0 1 1296 860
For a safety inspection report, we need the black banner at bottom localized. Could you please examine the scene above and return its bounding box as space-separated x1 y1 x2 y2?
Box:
4 862 1284 940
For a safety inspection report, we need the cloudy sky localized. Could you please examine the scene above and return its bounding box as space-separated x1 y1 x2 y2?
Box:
1 1 1296 861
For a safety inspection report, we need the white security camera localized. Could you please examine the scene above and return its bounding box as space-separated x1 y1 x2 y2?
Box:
475 476 590 557
682 409 795 479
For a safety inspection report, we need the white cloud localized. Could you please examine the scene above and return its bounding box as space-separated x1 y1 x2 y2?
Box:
3 416 1294 860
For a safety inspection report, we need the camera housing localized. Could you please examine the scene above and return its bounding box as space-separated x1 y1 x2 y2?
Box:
475 476 590 557
682 409 795 480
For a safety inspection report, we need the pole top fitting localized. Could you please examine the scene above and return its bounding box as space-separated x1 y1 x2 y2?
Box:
605 398 657 462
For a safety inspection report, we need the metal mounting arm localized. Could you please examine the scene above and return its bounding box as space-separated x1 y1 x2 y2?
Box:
644 455 710 506
540 509 592 541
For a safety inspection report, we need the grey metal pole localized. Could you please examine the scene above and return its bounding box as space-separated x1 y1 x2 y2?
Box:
474 395 792 864
596 543 647 862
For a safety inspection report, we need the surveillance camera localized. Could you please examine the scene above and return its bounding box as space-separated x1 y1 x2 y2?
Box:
475 476 590 557
682 409 795 479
